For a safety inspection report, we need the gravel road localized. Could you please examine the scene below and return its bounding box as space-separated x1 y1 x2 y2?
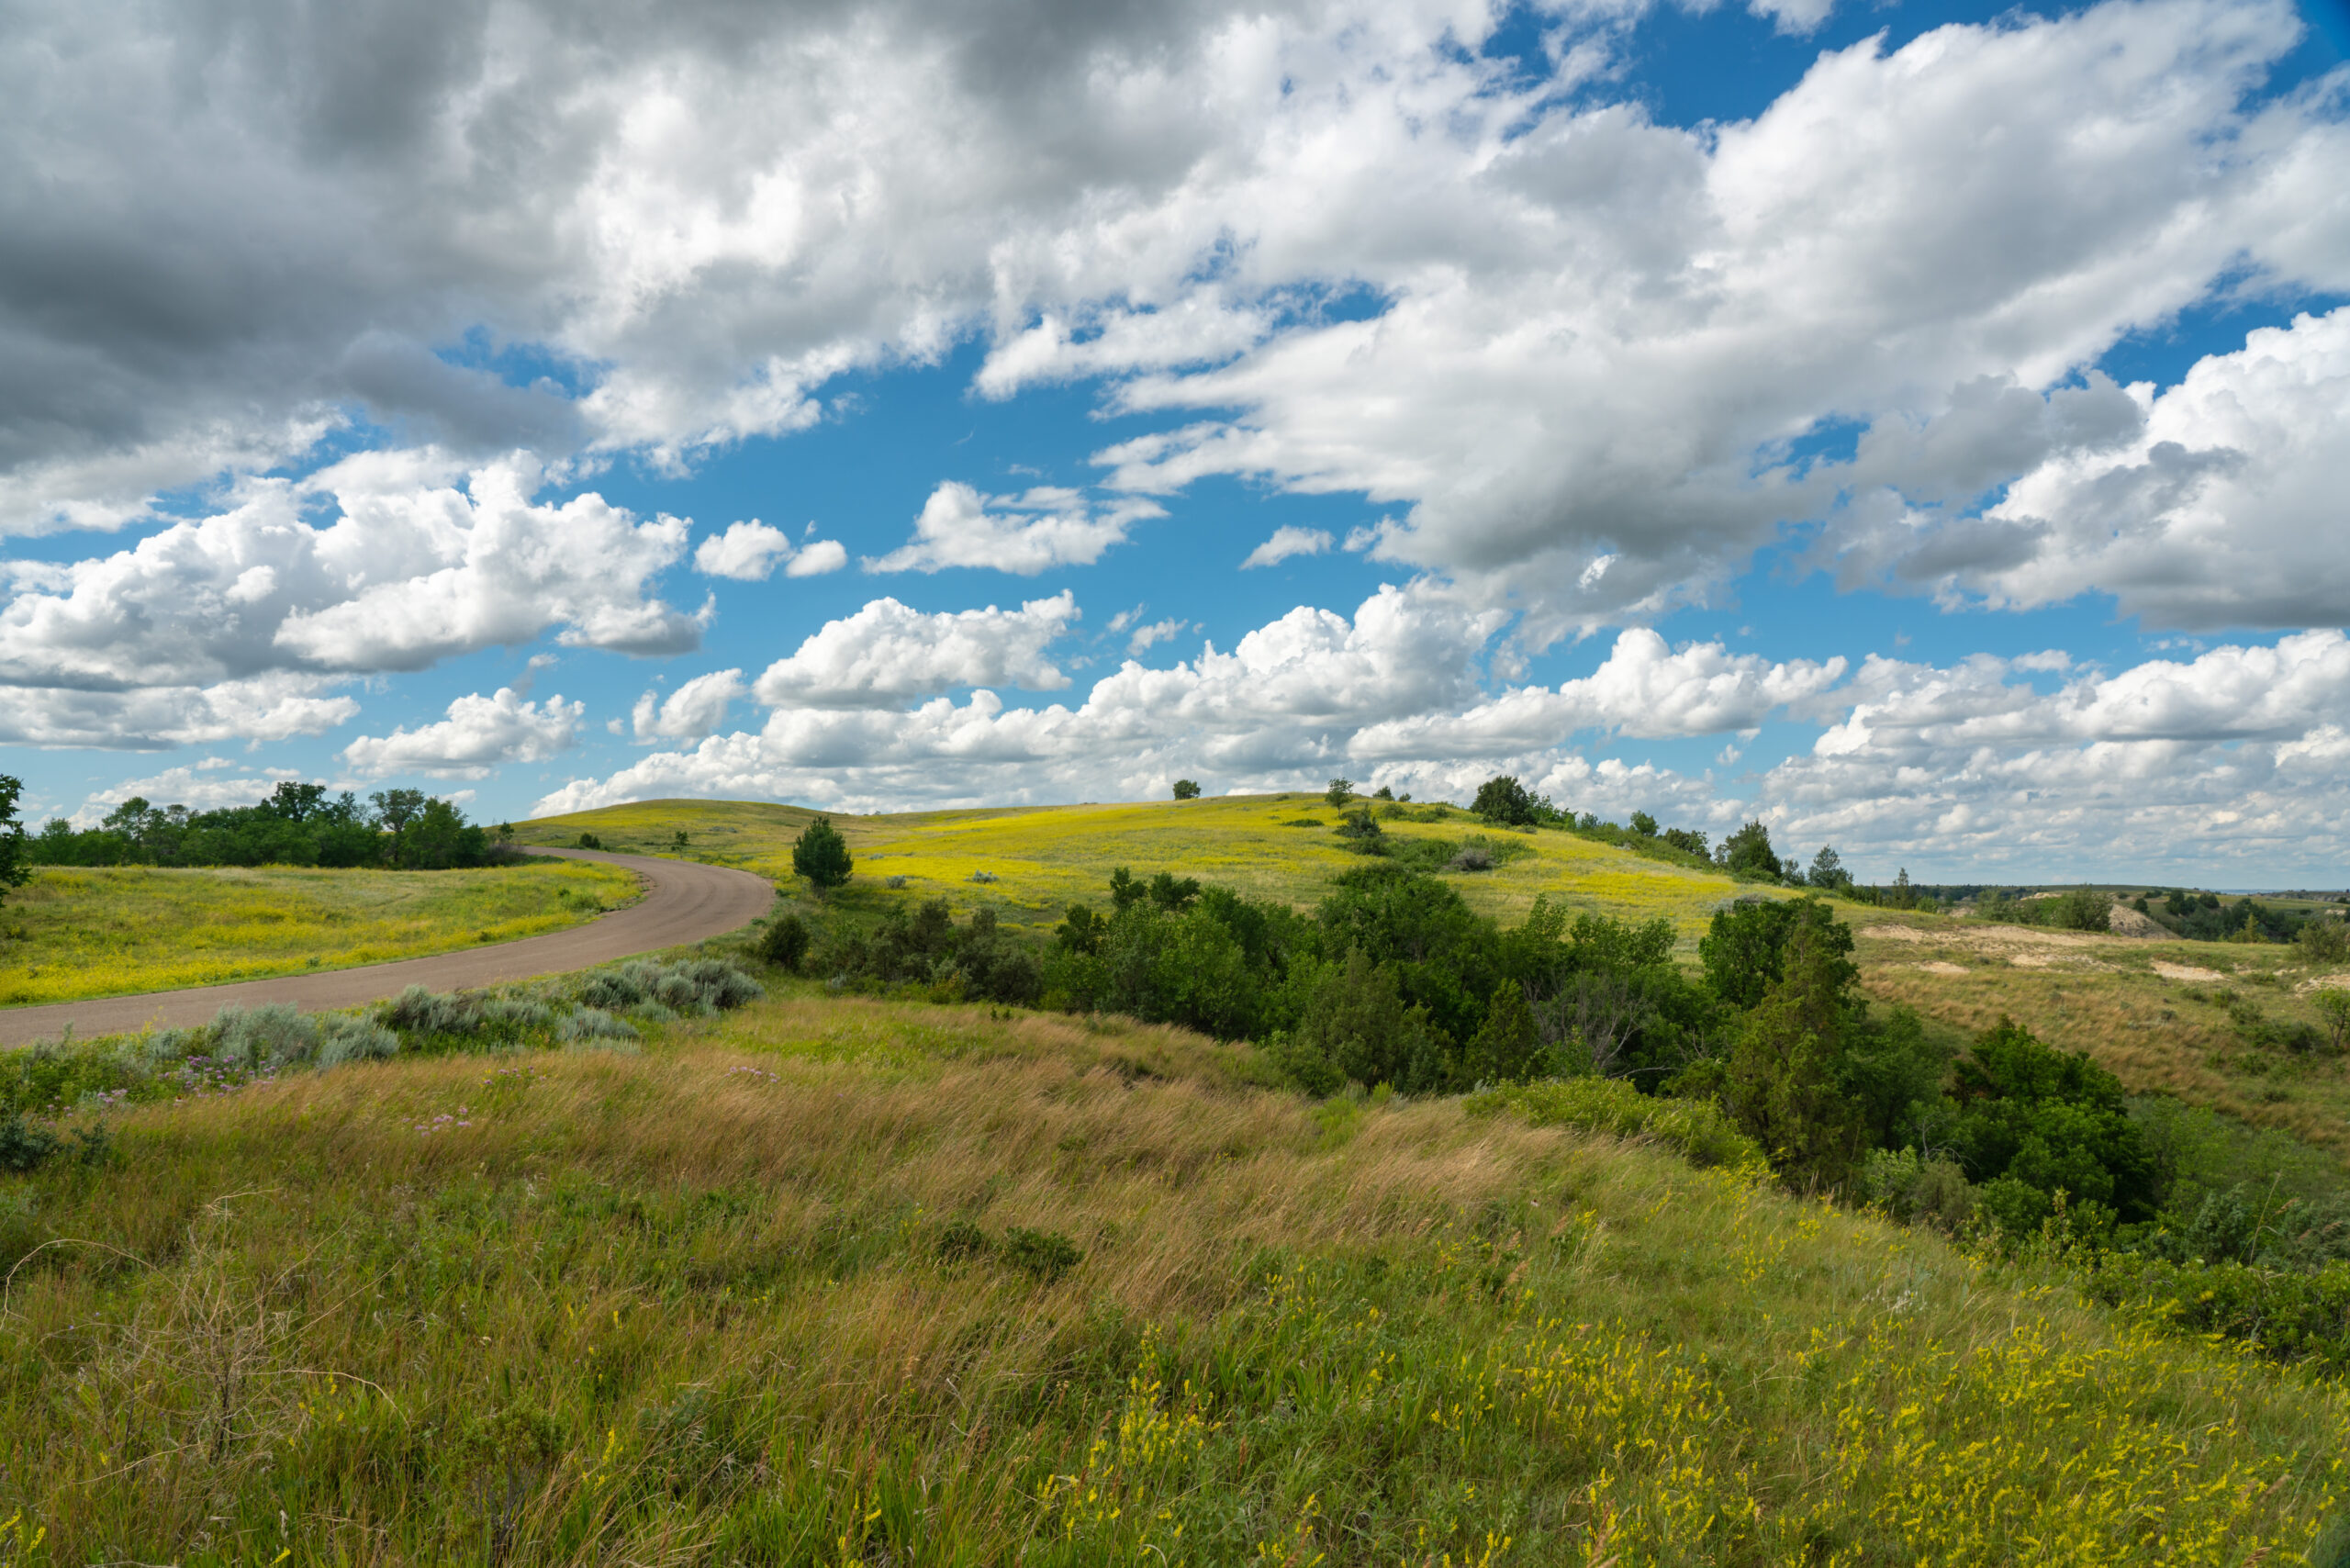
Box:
0 847 776 1047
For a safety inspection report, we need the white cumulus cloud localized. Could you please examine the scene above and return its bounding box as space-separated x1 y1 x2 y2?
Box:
753 592 1080 709
1241 526 1333 569
694 520 847 581
865 483 1159 576
632 669 749 742
342 688 585 779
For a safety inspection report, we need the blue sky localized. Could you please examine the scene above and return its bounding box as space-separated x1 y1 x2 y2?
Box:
2 0 2346 884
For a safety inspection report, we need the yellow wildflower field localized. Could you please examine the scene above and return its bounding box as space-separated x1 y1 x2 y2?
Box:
520 792 1761 942
0 858 640 1006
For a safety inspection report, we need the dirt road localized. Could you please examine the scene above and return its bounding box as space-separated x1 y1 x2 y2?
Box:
0 848 776 1047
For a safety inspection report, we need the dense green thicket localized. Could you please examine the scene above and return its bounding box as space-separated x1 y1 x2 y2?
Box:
784 854 2350 1368
23 782 509 870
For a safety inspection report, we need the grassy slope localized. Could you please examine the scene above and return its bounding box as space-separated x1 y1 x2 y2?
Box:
519 795 1751 941
1 988 2342 1563
0 859 641 1006
527 798 2350 1165
1854 910 2350 1159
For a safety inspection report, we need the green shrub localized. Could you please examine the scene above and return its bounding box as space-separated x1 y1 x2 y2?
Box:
936 1220 992 1262
1469 1078 1768 1178
2076 1251 2350 1372
0 1112 61 1173
1860 1147 1976 1232
1000 1226 1083 1283
761 913 811 971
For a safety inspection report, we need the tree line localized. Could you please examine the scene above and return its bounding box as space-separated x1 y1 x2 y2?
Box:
11 781 513 871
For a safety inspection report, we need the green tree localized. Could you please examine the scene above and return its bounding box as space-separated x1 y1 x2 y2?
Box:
1806 846 1852 890
1463 980 1540 1086
2314 990 2350 1055
1948 1018 2159 1226
1628 811 1658 837
1472 775 1537 826
1716 820 1784 880
1325 777 1355 808
792 816 854 892
0 775 28 908
371 788 426 839
1700 896 1852 1011
1723 920 1863 1191
1283 949 1449 1093
1172 778 1202 800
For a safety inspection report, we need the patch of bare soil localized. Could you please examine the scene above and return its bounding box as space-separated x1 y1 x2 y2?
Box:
1915 961 1967 976
2154 961 2228 982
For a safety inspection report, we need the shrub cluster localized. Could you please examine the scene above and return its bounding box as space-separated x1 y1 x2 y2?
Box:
807 898 1042 1004
0 959 767 1134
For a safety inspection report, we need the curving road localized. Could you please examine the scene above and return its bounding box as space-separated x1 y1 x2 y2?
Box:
0 848 777 1048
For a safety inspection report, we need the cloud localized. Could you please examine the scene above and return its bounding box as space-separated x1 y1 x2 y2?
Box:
694 520 847 581
0 454 702 746
0 0 2341 642
752 592 1080 709
1959 308 2350 628
865 482 1159 575
632 668 748 741
60 762 298 826
1348 629 1848 759
341 687 585 779
1126 617 1190 655
1241 526 1333 569
787 539 850 577
0 675 358 751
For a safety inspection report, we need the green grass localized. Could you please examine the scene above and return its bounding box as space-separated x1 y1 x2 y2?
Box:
520 794 1762 945
0 859 641 1006
0 983 2341 1563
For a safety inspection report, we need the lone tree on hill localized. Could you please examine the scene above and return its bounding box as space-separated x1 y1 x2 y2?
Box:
1472 775 1537 826
0 775 27 908
1172 778 1202 800
1807 846 1852 890
793 816 853 892
1326 778 1354 807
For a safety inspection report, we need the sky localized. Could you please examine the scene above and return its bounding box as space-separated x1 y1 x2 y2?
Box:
1 0 2346 885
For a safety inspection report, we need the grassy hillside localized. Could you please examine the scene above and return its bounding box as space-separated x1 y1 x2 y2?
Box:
0 858 640 1006
524 797 2350 1167
0 982 2342 1562
519 794 1756 940
1853 910 2350 1159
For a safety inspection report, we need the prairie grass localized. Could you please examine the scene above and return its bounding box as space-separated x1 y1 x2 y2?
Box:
1855 912 2350 1161
0 990 2340 1563
520 794 1761 944
0 859 639 1006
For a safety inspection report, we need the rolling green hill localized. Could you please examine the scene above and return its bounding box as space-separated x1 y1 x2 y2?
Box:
517 793 1759 939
